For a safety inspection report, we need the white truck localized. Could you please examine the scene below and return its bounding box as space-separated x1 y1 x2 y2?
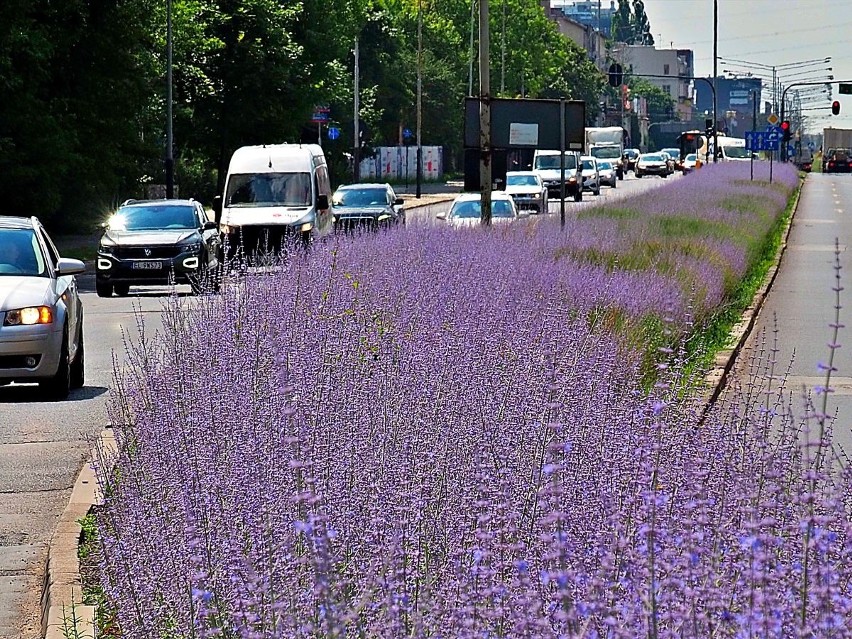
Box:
585 127 626 179
823 127 852 155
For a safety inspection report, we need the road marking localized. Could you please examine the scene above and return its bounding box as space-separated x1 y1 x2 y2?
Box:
787 244 847 251
780 376 852 396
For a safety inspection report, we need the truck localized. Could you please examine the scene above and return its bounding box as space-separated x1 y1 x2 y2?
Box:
822 127 852 173
584 127 626 179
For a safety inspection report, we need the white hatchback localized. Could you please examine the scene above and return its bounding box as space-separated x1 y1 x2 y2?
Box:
437 192 519 228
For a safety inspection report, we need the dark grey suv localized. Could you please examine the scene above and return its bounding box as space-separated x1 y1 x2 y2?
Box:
331 183 406 229
96 199 221 296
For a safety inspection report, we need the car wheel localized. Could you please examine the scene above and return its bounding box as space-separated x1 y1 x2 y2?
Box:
636 171 643 178
114 283 130 297
70 319 84 389
41 325 71 400
593 185 601 196
662 173 668 178
96 281 113 298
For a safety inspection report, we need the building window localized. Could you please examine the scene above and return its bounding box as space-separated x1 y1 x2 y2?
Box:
663 64 670 75
663 85 671 96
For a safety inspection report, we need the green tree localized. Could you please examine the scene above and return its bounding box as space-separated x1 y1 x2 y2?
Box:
632 0 655 46
611 0 634 43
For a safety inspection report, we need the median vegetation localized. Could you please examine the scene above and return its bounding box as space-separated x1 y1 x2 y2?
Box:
88 162 852 638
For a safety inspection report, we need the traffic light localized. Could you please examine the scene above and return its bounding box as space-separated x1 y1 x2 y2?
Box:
780 120 791 142
832 100 841 115
704 118 714 138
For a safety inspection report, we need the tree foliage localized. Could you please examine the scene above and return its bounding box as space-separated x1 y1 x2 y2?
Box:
0 0 609 228
611 0 654 45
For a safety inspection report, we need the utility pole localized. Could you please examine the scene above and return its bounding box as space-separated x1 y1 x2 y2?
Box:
468 0 475 96
479 0 491 225
500 0 506 94
712 0 718 162
354 37 360 182
165 0 174 198
416 0 423 198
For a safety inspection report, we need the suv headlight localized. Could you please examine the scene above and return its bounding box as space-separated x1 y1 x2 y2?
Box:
98 244 114 255
4 306 54 326
178 241 203 253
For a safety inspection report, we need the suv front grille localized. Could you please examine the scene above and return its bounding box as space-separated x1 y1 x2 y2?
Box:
114 246 181 259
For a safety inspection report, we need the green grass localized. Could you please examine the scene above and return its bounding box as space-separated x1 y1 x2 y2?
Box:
60 247 97 262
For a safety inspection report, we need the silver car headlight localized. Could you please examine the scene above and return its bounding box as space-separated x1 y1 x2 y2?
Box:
3 306 54 326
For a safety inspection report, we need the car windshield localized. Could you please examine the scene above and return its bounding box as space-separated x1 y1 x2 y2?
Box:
506 175 539 186
450 199 515 219
581 159 595 170
591 147 621 159
642 154 663 161
333 188 387 207
534 155 577 170
722 146 751 159
0 228 47 277
110 205 198 231
226 172 312 207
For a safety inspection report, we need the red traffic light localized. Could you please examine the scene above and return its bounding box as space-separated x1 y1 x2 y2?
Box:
832 100 841 115
780 120 790 132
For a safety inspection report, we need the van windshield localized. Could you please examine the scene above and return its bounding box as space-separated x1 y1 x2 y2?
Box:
534 155 577 170
226 172 312 207
722 146 751 159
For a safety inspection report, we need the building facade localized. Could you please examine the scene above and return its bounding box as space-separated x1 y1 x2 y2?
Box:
610 44 695 121
540 1 608 72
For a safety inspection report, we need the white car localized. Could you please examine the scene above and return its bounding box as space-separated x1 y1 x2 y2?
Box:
504 171 549 214
635 153 672 178
580 156 601 195
682 153 698 174
0 216 86 399
597 160 617 188
437 192 519 228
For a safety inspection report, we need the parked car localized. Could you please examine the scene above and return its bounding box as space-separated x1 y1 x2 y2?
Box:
681 153 698 174
597 160 617 188
331 183 405 229
504 171 549 213
635 153 672 178
0 216 86 399
661 148 683 171
580 156 601 195
96 199 222 297
437 192 519 228
623 148 641 173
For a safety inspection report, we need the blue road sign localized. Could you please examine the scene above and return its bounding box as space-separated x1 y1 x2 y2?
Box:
328 126 341 141
766 125 783 137
745 130 778 152
403 128 413 139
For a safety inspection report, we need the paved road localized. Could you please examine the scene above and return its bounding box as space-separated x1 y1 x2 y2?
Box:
0 171 678 636
732 171 852 458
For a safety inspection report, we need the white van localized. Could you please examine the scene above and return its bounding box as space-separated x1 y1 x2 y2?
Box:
532 150 583 202
213 144 334 255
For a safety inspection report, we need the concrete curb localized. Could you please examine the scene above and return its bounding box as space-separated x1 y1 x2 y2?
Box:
701 175 804 407
41 428 115 639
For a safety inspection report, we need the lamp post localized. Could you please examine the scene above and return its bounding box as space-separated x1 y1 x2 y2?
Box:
416 0 423 198
165 0 174 198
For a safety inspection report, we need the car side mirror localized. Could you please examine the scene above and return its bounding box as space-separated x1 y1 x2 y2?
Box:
436 212 447 220
317 194 329 210
394 197 404 206
203 220 217 231
56 257 86 276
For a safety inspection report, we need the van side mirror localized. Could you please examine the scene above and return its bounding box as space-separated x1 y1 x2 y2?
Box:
212 195 222 224
203 221 218 231
394 197 404 206
317 194 329 210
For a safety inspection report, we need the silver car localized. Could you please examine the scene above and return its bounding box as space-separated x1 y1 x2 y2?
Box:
0 216 86 399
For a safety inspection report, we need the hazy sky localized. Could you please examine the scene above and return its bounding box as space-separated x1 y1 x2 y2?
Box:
638 0 852 130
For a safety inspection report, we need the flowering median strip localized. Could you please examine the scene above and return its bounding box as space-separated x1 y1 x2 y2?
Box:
79 163 852 637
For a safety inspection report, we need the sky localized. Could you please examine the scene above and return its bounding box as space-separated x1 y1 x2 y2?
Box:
635 0 852 131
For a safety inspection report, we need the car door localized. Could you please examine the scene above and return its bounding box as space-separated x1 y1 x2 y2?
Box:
38 224 81 359
196 203 220 269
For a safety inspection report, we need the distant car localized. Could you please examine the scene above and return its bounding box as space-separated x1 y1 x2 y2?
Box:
661 148 683 171
437 192 519 228
623 148 641 173
532 150 583 201
635 153 672 178
504 171 549 213
96 199 222 297
331 182 405 229
0 216 86 399
681 153 698 174
597 160 617 188
580 156 601 195
823 148 851 174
